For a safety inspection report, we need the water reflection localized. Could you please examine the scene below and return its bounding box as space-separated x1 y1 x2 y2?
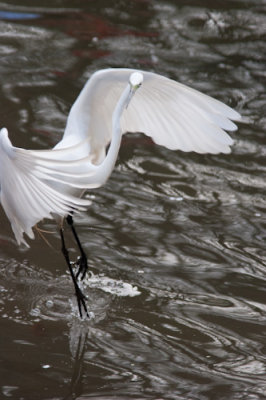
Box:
0 0 266 399
65 321 88 400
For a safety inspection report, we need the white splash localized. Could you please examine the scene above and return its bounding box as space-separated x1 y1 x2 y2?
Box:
84 274 141 297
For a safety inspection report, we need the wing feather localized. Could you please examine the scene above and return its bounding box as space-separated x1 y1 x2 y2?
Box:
64 68 240 159
0 128 91 245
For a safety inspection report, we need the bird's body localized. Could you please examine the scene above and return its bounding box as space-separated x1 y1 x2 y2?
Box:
0 68 241 316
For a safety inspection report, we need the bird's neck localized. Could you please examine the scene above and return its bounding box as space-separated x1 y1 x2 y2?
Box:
99 83 131 178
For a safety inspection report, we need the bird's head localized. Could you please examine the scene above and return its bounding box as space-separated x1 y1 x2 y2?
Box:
129 71 143 89
126 72 144 109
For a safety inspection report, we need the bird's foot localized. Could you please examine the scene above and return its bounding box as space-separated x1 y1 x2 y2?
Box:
76 253 88 281
75 284 89 319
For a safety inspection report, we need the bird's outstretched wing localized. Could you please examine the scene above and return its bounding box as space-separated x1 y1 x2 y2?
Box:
62 68 241 161
0 128 92 246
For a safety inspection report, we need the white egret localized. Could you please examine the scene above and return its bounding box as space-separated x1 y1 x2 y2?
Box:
0 68 241 317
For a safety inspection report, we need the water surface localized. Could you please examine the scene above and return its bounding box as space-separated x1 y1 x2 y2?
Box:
0 1 265 399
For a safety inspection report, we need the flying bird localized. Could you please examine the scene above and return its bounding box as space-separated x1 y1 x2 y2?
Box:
0 68 241 317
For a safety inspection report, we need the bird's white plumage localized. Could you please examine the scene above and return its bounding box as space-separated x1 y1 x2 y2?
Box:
129 71 144 87
0 68 241 245
61 69 240 161
0 129 91 245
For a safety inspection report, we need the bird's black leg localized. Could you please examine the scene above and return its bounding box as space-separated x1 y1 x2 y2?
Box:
60 228 89 318
66 214 88 280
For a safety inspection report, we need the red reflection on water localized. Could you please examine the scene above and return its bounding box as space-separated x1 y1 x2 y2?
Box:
32 321 47 337
72 49 111 59
37 11 157 41
0 237 10 246
121 135 154 147
41 13 119 40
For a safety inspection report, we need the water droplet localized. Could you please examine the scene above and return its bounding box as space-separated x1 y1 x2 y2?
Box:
42 364 51 369
88 311 95 319
46 299 54 308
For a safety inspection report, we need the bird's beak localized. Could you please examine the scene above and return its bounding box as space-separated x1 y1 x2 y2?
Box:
125 86 137 109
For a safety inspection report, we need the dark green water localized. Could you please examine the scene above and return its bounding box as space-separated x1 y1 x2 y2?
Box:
0 1 265 399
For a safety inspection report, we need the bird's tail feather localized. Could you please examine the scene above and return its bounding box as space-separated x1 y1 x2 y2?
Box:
0 128 91 246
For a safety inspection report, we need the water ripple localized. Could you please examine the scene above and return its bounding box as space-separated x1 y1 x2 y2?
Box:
0 1 266 399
